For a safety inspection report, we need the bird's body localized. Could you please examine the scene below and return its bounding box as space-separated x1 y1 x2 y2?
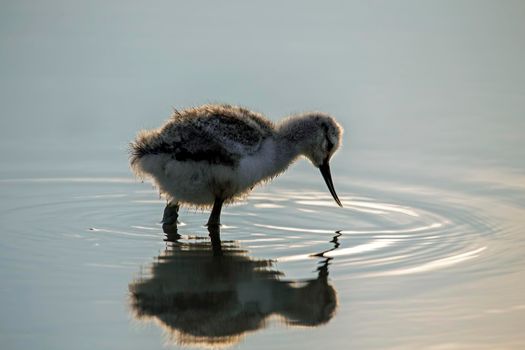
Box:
130 104 343 226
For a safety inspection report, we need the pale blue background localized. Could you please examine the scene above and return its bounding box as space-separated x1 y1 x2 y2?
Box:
2 0 524 173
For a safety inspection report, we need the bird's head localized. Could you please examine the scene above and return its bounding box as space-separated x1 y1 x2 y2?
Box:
292 113 344 207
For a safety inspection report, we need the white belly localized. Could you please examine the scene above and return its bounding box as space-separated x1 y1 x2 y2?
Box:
132 139 278 206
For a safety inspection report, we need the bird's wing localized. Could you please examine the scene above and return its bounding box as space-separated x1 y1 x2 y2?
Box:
135 105 274 166
195 110 273 155
162 121 243 166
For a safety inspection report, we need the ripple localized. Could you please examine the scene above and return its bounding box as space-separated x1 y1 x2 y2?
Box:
0 177 166 269
369 246 488 277
228 186 510 280
0 175 520 281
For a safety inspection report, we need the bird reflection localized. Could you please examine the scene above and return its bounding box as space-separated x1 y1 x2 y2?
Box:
129 227 339 348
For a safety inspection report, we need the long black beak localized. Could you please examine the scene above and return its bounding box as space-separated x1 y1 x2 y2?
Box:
319 159 343 207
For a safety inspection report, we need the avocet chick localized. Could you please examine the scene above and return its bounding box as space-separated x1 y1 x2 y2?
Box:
130 104 343 227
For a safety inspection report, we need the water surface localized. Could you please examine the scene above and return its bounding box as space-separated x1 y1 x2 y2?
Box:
1 160 524 349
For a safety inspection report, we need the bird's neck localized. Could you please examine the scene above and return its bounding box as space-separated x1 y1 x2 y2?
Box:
273 137 302 171
273 118 313 170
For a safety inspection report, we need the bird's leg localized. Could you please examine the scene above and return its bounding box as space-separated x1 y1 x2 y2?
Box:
208 224 223 257
207 197 224 227
162 201 180 233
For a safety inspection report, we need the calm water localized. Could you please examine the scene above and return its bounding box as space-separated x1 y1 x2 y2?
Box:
1 1 525 349
1 157 524 349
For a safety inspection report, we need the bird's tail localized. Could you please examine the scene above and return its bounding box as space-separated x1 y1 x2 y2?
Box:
129 129 166 179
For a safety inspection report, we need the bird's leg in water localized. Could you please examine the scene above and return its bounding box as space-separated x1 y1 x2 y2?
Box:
207 225 223 256
162 201 179 229
207 198 224 227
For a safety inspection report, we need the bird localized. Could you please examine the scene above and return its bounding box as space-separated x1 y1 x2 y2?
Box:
129 104 343 228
